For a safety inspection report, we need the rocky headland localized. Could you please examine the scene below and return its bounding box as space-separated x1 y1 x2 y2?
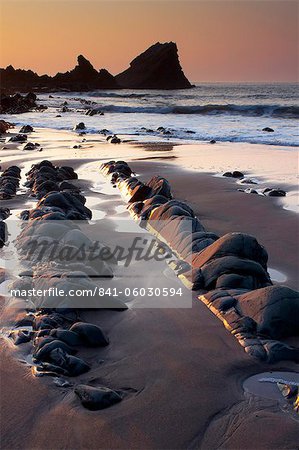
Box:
0 42 192 93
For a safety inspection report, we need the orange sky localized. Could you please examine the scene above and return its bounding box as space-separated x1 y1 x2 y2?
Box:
0 1 298 82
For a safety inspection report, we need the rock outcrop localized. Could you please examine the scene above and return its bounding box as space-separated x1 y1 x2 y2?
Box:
0 55 118 92
116 42 192 89
0 43 192 92
0 92 39 114
52 55 119 90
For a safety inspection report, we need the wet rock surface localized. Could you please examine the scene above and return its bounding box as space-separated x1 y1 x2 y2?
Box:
74 384 122 410
100 159 299 363
0 92 40 114
2 159 127 409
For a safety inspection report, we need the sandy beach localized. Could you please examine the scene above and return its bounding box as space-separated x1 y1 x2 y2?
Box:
0 126 298 449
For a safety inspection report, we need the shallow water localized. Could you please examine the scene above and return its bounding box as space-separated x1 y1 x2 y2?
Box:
244 371 299 402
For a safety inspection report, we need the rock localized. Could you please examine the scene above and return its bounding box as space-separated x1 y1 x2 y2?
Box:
74 384 122 410
49 348 90 376
209 139 216 144
232 171 244 178
264 341 299 363
237 285 299 339
197 256 271 290
9 329 32 345
263 188 286 197
0 92 38 114
240 178 257 185
9 134 27 142
262 127 274 132
74 122 85 131
0 208 10 220
191 232 269 270
223 171 244 178
244 188 258 194
85 108 103 116
70 322 109 347
49 329 83 346
23 142 36 151
146 176 172 199
277 383 298 400
0 120 13 134
34 339 77 362
19 125 33 133
115 42 192 89
110 136 121 144
52 55 119 90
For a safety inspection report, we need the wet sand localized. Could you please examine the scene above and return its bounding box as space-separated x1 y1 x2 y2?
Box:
1 128 298 449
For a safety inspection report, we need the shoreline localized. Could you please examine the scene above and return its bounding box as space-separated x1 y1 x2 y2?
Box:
1 126 298 212
0 125 298 449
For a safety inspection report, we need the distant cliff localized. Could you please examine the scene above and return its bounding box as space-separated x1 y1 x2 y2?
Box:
0 42 193 91
116 42 192 89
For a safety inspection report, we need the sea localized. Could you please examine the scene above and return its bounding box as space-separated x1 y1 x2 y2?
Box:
4 83 299 147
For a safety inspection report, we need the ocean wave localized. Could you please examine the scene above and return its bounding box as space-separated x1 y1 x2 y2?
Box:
92 103 299 118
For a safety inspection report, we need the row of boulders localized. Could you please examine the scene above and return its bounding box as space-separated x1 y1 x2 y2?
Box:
100 160 299 365
7 160 126 410
23 160 79 200
0 165 21 200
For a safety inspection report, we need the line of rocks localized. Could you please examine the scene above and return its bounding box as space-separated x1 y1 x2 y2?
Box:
100 160 299 366
0 165 21 200
6 160 126 410
222 170 287 197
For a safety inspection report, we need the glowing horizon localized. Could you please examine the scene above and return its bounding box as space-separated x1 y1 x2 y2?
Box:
0 0 298 82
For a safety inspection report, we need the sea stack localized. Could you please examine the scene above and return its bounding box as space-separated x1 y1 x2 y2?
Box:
116 42 193 89
52 55 119 90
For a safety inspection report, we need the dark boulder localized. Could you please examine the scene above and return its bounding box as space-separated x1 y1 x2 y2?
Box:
9 134 27 142
191 232 268 270
263 188 286 197
50 329 83 346
20 125 33 133
74 122 85 131
70 322 109 347
0 92 38 114
262 127 274 132
0 208 10 220
49 348 90 376
0 120 13 134
237 285 299 339
23 142 36 151
198 256 271 290
74 384 122 410
223 171 244 178
34 339 77 361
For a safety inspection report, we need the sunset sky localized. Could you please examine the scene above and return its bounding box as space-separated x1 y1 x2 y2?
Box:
0 0 298 82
